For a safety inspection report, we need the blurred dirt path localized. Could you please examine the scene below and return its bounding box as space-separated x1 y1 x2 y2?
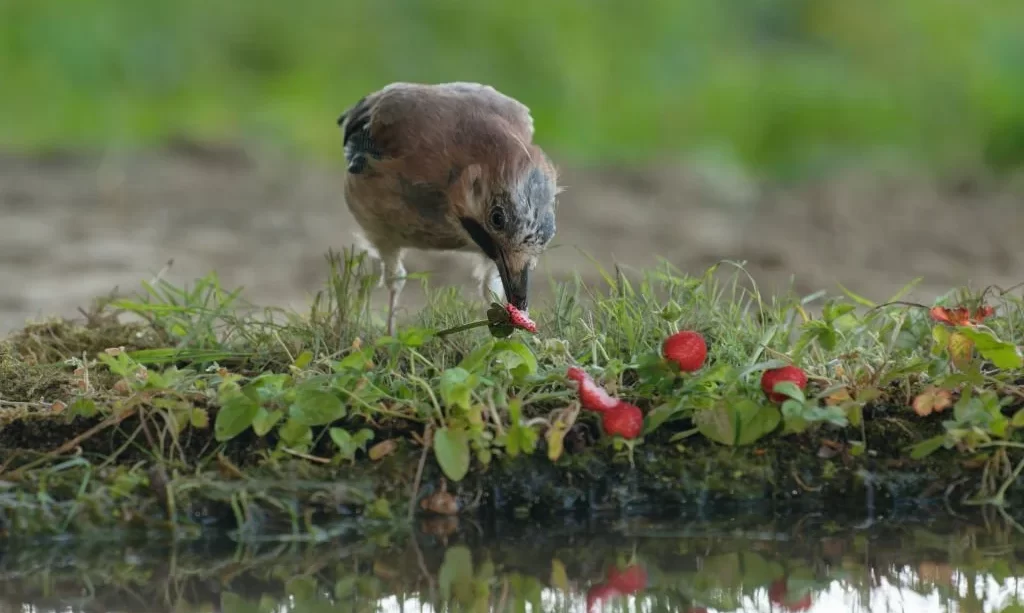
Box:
2 145 1022 335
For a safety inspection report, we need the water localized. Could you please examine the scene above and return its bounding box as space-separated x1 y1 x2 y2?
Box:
3 512 1023 612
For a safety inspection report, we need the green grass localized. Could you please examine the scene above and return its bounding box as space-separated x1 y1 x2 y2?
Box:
2 250 1024 540
3 0 1024 175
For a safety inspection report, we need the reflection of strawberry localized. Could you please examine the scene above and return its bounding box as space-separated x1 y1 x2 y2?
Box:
586 584 620 613
606 564 647 594
602 402 643 440
567 367 619 412
662 330 707 372
768 578 813 612
760 365 808 403
505 303 538 333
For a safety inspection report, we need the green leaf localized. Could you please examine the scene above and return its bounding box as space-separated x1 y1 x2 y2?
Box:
910 434 947 459
68 397 98 419
506 424 539 458
505 399 538 458
434 426 471 482
492 340 538 381
245 374 291 401
772 381 806 403
330 427 375 461
1013 409 1024 428
956 326 1023 369
458 341 495 373
739 552 785 587
929 323 950 358
695 399 780 446
333 348 374 372
439 368 476 411
990 416 1010 438
215 394 260 441
277 419 312 447
252 407 283 436
285 576 318 602
835 284 876 309
487 322 515 338
333 577 356 599
190 408 209 429
658 300 683 322
365 497 392 519
439 545 474 602
398 327 431 347
737 359 789 380
289 389 346 426
292 350 314 370
643 401 685 434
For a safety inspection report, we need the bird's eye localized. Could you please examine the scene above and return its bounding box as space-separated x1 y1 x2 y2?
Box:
489 207 506 230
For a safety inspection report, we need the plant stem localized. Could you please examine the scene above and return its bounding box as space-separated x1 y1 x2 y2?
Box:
435 319 489 338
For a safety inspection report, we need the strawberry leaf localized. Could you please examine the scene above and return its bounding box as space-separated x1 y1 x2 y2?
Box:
434 426 471 482
955 326 1023 370
695 399 781 446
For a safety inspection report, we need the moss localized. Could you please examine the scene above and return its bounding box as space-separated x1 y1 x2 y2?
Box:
5 300 161 366
0 343 76 411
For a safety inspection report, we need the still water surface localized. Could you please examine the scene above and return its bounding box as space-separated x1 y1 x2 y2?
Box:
2 512 1023 613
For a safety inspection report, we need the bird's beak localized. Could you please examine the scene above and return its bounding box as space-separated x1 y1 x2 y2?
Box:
497 250 531 312
456 217 532 310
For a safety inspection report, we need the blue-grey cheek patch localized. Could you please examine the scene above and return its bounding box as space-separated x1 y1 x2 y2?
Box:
521 212 555 248
399 177 450 223
524 166 555 209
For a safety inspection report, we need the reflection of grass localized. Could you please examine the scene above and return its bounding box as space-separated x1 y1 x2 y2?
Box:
1 514 1022 613
2 250 1024 540
2 0 1024 173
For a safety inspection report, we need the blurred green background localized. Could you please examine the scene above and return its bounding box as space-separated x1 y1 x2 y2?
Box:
3 0 1024 175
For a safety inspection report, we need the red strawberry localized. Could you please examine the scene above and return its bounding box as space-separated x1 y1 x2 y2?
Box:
602 401 643 439
505 303 537 333
662 330 707 372
760 365 808 403
606 564 647 594
567 367 619 412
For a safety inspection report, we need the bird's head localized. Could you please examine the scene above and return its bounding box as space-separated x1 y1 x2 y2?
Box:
454 148 559 312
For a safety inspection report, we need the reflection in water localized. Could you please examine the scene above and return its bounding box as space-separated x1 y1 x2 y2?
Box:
2 511 1024 612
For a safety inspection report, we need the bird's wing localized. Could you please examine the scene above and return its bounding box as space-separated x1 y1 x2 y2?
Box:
337 82 535 183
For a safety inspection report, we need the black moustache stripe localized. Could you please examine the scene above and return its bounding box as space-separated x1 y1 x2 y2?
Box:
459 217 498 260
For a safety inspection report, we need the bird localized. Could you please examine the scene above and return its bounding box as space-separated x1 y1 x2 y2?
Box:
335 81 560 336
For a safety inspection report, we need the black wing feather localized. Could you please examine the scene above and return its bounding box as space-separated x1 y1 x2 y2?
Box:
337 95 382 174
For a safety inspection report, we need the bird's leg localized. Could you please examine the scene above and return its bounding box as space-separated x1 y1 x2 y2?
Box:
381 248 406 336
350 231 384 288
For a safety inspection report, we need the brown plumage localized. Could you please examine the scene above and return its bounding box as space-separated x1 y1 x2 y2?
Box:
336 82 561 335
